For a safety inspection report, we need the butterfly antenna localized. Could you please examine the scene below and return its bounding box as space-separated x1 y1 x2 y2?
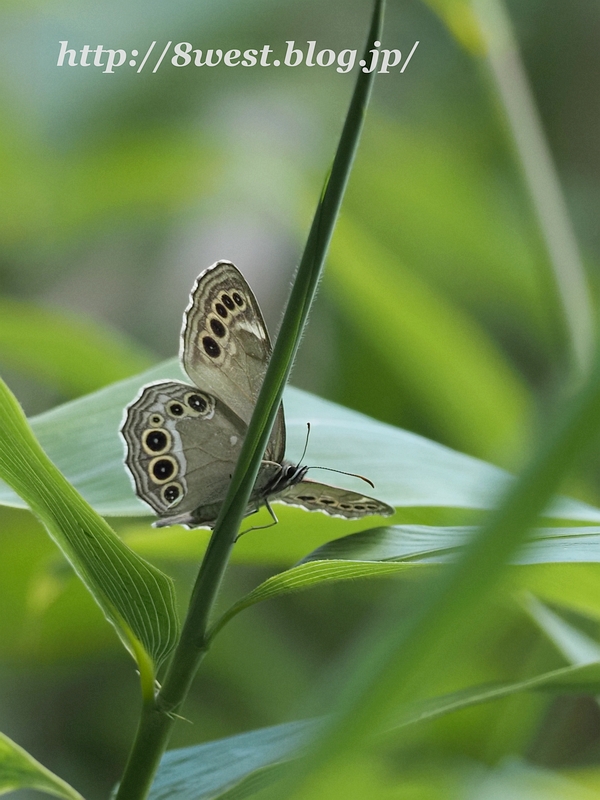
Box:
305 465 375 490
298 422 311 465
301 424 375 487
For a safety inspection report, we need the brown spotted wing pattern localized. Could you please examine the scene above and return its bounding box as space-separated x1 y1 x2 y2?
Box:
121 260 394 528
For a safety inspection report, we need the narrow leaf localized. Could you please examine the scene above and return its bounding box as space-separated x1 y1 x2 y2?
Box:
525 595 600 665
0 730 84 800
0 376 179 682
394 661 600 730
209 524 600 638
300 525 600 566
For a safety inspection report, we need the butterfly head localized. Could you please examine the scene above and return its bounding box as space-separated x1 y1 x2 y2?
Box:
264 462 309 496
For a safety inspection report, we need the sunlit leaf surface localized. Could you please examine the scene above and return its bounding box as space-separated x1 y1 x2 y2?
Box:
0 360 597 526
0 377 179 675
148 660 600 800
0 730 84 800
211 524 600 637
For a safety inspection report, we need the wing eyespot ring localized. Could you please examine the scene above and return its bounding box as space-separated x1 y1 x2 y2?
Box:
220 293 235 311
148 413 164 427
162 482 183 507
201 335 221 359
142 428 172 455
232 291 246 309
214 301 228 318
184 391 212 416
208 316 227 338
167 401 185 417
149 455 179 484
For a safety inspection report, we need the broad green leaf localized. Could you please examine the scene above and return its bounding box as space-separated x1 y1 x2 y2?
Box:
147 661 600 800
0 297 155 396
0 376 179 686
300 525 600 566
209 525 600 638
0 729 84 799
149 720 319 800
0 359 598 524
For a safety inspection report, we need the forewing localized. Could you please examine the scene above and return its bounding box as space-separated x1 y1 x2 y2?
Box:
120 380 246 522
273 479 395 520
182 260 286 462
182 260 272 424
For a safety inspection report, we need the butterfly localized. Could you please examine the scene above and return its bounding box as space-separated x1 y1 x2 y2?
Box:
121 260 394 528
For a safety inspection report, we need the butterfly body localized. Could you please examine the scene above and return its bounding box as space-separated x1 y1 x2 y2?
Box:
121 261 394 528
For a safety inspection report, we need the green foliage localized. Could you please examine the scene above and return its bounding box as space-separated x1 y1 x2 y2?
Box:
208 524 600 640
0 731 84 800
0 376 179 687
0 0 599 798
2 361 599 524
0 297 155 397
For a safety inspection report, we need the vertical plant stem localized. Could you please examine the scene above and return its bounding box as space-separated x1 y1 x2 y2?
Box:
472 0 594 379
114 3 384 798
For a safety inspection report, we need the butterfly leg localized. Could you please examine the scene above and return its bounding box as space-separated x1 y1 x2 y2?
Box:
236 500 279 540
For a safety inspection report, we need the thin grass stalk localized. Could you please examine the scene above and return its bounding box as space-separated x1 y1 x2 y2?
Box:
472 0 594 379
114 2 384 798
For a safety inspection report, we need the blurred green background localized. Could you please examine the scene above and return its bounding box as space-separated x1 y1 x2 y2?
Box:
1 0 600 797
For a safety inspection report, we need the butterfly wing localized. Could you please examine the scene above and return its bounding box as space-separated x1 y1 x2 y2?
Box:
181 259 285 462
272 479 395 520
121 380 250 527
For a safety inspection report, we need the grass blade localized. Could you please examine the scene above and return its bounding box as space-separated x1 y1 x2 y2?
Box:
0 729 84 800
0 376 179 694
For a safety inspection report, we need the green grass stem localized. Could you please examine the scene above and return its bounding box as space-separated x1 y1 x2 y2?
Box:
114 2 384 798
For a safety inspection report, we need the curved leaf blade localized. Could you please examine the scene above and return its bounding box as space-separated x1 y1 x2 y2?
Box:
0 376 179 678
147 660 600 800
394 661 600 731
149 720 318 800
300 524 600 566
0 359 598 524
0 730 84 800
210 524 600 638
